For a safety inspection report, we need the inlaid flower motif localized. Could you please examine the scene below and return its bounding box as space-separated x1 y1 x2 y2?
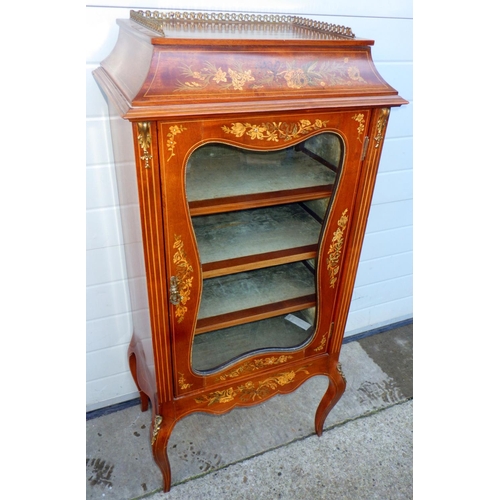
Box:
169 125 183 135
327 209 349 289
176 59 366 92
216 355 294 382
228 122 247 137
178 373 193 390
166 125 187 161
212 68 227 83
222 119 328 143
248 124 267 140
338 211 348 228
196 367 310 405
194 387 239 405
172 234 193 323
352 113 365 142
283 68 308 89
218 388 238 403
275 371 296 385
228 68 255 90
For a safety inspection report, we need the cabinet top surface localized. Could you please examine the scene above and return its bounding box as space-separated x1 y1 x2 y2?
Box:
94 9 407 119
129 10 370 45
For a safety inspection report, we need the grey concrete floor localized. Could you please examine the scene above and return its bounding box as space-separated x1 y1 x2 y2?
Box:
86 323 413 499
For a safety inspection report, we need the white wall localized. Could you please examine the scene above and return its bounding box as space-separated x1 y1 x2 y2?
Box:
86 0 413 411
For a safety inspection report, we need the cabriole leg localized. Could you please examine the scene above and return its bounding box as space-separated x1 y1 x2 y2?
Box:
314 362 347 436
128 352 149 412
151 415 176 492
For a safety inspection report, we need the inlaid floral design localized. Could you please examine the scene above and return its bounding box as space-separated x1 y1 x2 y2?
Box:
222 119 328 142
314 333 328 352
238 368 309 402
178 373 193 390
327 209 349 289
216 355 293 381
195 366 310 405
228 67 256 90
352 113 365 143
283 68 309 89
194 387 240 406
175 58 365 92
172 235 193 323
177 62 256 91
166 124 186 162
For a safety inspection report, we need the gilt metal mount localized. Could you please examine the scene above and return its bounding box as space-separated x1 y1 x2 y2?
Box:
130 9 355 39
137 122 153 169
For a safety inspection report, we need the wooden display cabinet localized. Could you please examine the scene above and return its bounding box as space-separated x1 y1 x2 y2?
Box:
94 9 407 492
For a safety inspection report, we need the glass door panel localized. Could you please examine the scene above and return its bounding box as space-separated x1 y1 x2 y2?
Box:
186 132 344 372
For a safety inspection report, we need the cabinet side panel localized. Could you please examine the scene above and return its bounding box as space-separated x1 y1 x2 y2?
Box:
106 102 157 397
331 108 392 353
101 23 154 103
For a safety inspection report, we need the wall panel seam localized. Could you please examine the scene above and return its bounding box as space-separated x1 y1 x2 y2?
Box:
353 275 413 289
348 295 413 313
87 342 132 355
359 249 413 263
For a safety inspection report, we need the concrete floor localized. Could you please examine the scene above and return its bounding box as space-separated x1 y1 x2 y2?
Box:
86 323 413 499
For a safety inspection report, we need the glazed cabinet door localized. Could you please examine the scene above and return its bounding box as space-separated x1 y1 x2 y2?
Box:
157 110 370 397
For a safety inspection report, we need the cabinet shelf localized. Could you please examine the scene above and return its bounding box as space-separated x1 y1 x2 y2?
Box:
193 203 322 278
189 186 333 216
187 145 337 216
195 262 316 335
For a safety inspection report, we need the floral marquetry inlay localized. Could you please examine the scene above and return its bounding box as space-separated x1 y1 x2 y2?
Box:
195 366 310 406
327 209 349 289
352 113 366 143
178 373 193 391
166 125 186 162
314 333 328 352
216 355 293 382
222 119 328 143
172 235 194 323
175 59 365 93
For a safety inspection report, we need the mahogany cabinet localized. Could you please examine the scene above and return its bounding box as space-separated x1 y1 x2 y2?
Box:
94 9 407 492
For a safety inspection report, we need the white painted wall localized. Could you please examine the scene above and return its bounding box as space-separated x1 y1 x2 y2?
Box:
86 0 413 411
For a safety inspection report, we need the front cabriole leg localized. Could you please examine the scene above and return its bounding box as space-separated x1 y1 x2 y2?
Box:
151 413 176 492
314 361 346 436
